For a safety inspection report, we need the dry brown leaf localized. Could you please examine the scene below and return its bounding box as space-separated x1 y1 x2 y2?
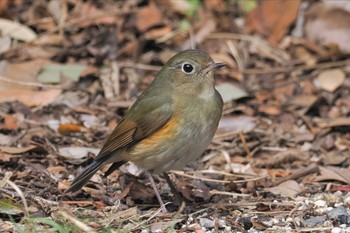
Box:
0 0 9 14
204 0 226 10
290 95 318 108
144 26 172 40
268 169 292 182
265 180 303 198
47 166 68 174
70 2 116 28
0 114 19 131
0 59 54 91
58 123 88 135
315 166 350 184
305 3 350 53
321 152 347 166
58 147 99 162
292 46 317 66
315 69 345 92
258 105 280 116
135 2 163 32
167 0 192 15
215 116 257 136
0 152 11 162
319 117 350 128
246 0 301 43
0 89 62 107
0 145 39 154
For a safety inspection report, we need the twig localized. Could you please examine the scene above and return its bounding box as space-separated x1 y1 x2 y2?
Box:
246 211 292 215
119 62 161 71
184 169 257 178
209 190 250 197
59 211 96 232
0 75 63 89
243 59 350 75
0 187 59 207
171 171 267 184
3 181 29 218
272 163 319 186
299 227 333 232
46 8 137 34
206 201 296 208
129 204 170 231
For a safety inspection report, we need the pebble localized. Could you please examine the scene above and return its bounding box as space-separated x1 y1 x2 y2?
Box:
331 227 342 233
303 216 326 227
314 200 327 207
199 218 214 228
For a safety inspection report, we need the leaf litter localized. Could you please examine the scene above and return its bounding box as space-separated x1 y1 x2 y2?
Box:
0 0 350 232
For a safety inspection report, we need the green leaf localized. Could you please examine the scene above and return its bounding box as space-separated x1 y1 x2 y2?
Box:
37 64 87 84
237 0 257 13
28 218 70 233
186 0 201 16
178 19 191 31
0 198 24 215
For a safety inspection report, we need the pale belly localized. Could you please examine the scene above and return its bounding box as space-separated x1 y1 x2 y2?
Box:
127 123 214 173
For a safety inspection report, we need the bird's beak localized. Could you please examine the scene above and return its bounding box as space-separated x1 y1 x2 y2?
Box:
203 62 226 73
211 62 226 69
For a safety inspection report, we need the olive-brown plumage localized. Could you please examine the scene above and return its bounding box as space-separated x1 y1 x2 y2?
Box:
66 50 224 201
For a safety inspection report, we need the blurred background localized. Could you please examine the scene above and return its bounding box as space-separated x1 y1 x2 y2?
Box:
0 0 350 231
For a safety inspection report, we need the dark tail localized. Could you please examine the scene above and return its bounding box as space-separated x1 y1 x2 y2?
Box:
65 158 106 193
65 159 126 193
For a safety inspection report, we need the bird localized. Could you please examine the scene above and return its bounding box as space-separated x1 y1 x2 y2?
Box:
65 49 225 212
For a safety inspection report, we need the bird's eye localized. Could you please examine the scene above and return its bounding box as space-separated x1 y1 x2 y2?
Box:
182 63 194 74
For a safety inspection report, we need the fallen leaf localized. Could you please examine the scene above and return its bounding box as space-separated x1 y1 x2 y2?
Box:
315 166 350 184
0 59 54 91
167 0 193 15
70 2 116 28
135 2 163 32
315 69 345 92
246 0 301 43
216 83 248 103
0 145 39 154
0 18 37 42
321 152 347 166
0 89 62 107
290 95 318 108
59 147 99 163
151 220 183 233
37 64 87 83
0 114 19 131
144 26 172 40
319 117 350 128
0 134 18 146
0 152 11 161
0 36 11 54
305 3 350 53
216 116 257 136
58 123 88 135
258 105 280 116
265 180 303 198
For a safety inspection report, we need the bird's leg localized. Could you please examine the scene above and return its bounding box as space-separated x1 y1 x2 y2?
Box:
145 171 168 213
162 172 184 205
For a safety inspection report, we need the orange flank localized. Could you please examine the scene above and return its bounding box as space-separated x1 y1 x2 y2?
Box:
138 116 179 149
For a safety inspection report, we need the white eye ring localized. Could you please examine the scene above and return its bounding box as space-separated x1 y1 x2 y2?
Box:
181 63 195 74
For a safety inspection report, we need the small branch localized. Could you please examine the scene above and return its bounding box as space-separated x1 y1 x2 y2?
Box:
0 75 63 89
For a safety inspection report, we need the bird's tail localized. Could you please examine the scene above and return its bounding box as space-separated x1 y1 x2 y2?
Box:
65 158 106 193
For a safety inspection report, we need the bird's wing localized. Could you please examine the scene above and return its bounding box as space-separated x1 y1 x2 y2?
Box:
95 95 174 160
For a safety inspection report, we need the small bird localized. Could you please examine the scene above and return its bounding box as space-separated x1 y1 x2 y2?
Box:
66 49 224 212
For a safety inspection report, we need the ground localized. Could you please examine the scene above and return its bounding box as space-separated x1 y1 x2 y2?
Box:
0 0 350 232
